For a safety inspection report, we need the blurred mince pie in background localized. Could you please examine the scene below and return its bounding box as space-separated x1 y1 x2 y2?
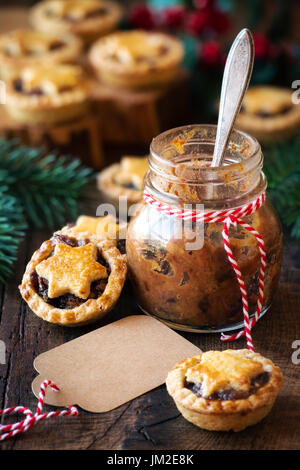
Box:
29 0 123 46
236 86 300 143
89 29 185 90
97 155 149 207
0 29 82 78
4 64 90 125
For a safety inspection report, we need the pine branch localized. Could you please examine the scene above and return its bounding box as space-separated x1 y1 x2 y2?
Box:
0 192 27 283
0 139 94 283
264 136 300 239
0 139 94 229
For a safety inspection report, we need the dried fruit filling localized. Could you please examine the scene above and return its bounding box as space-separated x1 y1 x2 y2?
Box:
30 234 110 309
184 371 270 401
127 198 283 329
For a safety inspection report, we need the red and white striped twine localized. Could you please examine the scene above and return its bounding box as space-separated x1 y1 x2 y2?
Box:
0 380 78 442
144 190 267 352
0 191 266 442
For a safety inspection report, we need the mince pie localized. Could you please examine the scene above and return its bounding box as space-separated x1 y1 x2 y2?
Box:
0 29 82 78
166 349 282 432
30 0 123 45
98 156 148 205
236 86 300 143
89 30 184 89
5 64 89 125
71 214 119 238
19 229 127 326
62 214 127 254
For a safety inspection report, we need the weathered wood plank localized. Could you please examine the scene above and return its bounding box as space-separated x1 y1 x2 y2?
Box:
0 222 299 449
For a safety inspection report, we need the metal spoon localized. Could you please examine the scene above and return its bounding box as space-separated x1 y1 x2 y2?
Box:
211 28 254 168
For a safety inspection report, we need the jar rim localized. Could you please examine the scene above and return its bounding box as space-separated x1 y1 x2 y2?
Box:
147 124 265 208
150 124 261 177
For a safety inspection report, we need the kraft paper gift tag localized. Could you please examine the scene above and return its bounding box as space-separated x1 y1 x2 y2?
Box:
32 315 201 413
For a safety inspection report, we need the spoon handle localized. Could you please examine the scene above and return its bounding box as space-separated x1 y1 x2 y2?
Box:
211 28 254 168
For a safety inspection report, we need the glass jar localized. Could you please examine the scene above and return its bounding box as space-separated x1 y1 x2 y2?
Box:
126 125 283 332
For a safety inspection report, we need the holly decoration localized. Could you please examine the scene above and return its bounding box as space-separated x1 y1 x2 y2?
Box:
128 1 232 121
129 0 231 38
0 139 94 282
128 1 300 119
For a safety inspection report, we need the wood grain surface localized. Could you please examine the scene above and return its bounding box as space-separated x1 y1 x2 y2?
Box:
0 5 299 452
0 184 299 450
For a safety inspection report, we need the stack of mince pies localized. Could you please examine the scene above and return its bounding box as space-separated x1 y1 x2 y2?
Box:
0 0 124 127
0 0 185 140
20 214 127 326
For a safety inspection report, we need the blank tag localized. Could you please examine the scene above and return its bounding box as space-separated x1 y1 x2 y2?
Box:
32 315 201 413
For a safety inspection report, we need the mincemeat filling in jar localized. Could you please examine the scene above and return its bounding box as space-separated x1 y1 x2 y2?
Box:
126 125 283 332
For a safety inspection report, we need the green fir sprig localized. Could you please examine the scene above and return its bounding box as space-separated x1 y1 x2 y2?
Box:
0 139 94 282
0 192 26 283
264 136 300 239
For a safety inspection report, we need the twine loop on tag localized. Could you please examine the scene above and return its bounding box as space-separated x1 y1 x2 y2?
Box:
143 190 267 351
0 380 78 441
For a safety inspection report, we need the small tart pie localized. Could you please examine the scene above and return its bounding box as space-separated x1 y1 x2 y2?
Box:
72 214 119 238
30 0 123 45
98 156 149 205
89 30 185 89
166 349 283 432
236 86 300 143
5 64 89 125
19 229 127 326
0 29 82 78
63 214 127 254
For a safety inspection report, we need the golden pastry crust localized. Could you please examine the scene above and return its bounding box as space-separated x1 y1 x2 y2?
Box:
59 215 127 254
166 349 283 432
97 156 148 205
30 0 123 45
71 214 120 239
0 29 82 78
236 86 300 143
36 242 108 299
19 230 127 326
5 64 89 125
89 30 184 89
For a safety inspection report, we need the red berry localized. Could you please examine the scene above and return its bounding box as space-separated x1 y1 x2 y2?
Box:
162 6 186 29
253 33 270 58
201 40 222 65
210 10 231 34
194 0 216 10
185 11 209 35
129 4 155 30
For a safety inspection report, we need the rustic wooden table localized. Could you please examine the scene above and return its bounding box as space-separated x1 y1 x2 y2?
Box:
0 5 299 452
0 185 299 451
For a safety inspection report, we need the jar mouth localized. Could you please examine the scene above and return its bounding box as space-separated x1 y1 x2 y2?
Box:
149 124 261 184
147 124 265 208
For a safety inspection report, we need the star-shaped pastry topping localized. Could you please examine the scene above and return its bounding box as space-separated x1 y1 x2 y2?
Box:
36 242 107 299
185 351 264 397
